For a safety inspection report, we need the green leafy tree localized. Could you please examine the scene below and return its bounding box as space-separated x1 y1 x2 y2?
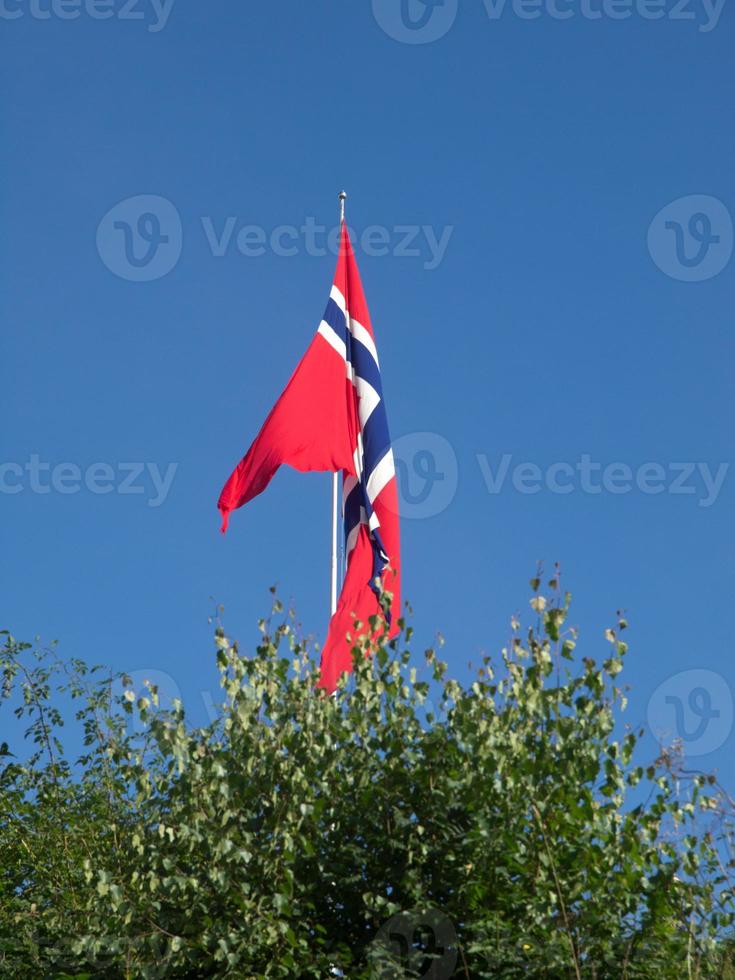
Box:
1 576 734 978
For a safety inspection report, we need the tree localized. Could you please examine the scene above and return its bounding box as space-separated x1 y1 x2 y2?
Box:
1 576 734 978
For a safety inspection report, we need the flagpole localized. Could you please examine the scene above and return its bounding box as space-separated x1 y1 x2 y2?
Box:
331 191 347 617
330 465 338 616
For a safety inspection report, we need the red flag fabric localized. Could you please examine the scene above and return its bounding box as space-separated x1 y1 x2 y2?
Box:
218 224 401 691
217 328 357 532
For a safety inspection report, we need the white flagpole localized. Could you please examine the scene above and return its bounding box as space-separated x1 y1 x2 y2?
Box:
331 191 347 616
330 466 338 616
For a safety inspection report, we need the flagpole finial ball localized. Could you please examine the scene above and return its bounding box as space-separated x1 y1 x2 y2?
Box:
338 191 347 200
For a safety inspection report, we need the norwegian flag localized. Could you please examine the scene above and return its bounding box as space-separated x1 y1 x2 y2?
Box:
218 222 401 691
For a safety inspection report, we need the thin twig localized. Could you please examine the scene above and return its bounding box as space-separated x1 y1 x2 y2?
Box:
531 802 582 980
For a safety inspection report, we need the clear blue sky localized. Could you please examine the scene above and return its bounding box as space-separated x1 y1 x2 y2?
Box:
2 3 733 780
